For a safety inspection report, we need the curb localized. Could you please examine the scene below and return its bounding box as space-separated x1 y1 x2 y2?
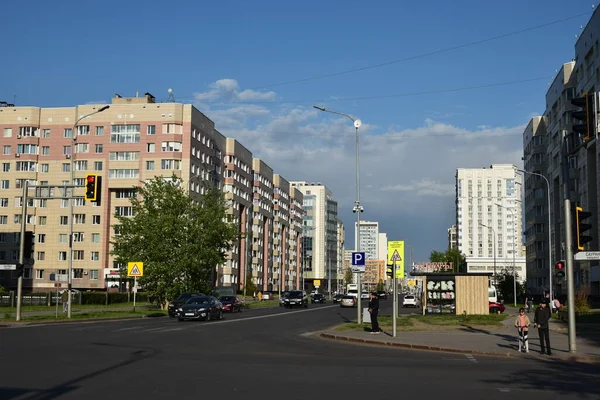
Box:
319 333 600 364
0 313 166 328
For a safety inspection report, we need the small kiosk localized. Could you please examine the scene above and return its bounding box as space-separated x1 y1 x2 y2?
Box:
411 262 492 315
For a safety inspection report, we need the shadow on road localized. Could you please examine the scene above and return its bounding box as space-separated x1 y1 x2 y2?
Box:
0 342 159 400
481 358 600 398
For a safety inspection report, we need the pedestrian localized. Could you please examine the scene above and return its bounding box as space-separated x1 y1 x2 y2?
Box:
527 297 534 314
61 290 69 313
514 307 530 353
534 300 552 355
368 292 380 334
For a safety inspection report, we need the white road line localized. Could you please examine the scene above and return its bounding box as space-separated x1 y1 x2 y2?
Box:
464 354 478 363
142 327 170 332
154 327 184 333
114 326 142 331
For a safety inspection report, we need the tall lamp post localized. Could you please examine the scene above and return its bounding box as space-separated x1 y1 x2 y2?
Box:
495 202 517 306
313 105 363 323
479 223 497 284
67 105 109 318
517 169 552 300
327 241 336 300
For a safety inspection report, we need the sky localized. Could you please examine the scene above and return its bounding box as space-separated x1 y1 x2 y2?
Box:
1 0 596 264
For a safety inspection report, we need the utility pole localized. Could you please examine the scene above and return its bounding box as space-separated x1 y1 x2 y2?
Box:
16 181 28 321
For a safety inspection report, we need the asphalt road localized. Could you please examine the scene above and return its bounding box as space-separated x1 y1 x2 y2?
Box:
1 298 597 400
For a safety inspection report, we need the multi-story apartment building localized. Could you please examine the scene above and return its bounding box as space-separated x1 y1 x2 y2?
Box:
522 8 600 296
289 188 304 290
273 174 290 292
447 224 458 250
0 93 304 293
336 219 345 293
355 220 379 261
290 181 338 292
456 164 526 284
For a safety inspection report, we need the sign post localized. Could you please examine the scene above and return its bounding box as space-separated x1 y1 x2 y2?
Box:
127 262 144 312
351 252 365 324
387 241 404 337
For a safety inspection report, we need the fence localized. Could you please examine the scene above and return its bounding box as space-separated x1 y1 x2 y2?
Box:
0 291 151 307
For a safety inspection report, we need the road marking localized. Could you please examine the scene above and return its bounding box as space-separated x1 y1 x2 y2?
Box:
299 331 317 337
155 327 183 333
498 388 511 392
464 354 478 363
142 327 170 332
115 326 142 331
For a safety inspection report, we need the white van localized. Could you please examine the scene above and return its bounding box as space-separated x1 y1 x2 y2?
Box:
488 285 498 303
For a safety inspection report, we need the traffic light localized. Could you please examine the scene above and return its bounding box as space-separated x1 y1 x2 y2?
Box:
555 260 566 280
571 92 596 141
386 267 393 278
575 206 593 251
84 174 100 202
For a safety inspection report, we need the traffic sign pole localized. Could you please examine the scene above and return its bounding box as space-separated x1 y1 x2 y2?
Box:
133 277 137 312
392 260 397 338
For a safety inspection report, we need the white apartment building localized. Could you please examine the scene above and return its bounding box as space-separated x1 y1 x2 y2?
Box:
355 220 379 261
290 181 338 292
456 164 526 283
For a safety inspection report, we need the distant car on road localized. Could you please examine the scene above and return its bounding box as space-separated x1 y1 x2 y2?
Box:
340 295 357 308
311 293 326 304
177 296 223 321
219 296 242 313
489 301 505 314
402 294 419 308
284 290 308 308
377 291 388 300
333 294 345 303
168 292 205 317
279 291 290 307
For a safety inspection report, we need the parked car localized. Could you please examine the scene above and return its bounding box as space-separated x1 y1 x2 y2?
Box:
402 294 419 308
177 295 223 321
261 291 273 300
168 292 205 317
284 290 308 308
279 291 290 307
311 293 326 304
333 294 345 303
377 291 388 300
489 301 505 314
340 295 357 308
219 296 242 313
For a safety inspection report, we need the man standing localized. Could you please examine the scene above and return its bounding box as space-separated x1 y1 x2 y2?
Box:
534 300 552 355
368 292 380 334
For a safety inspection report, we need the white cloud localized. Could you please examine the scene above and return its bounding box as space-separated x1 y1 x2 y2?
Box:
193 79 276 104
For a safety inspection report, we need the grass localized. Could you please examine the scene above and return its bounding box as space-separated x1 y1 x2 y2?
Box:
245 300 280 309
0 302 154 313
0 309 167 322
334 313 508 332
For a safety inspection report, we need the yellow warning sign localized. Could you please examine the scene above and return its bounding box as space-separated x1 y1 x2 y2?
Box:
387 241 405 279
127 262 144 277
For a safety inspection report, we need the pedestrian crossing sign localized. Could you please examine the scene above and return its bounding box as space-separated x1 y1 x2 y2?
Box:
127 262 144 277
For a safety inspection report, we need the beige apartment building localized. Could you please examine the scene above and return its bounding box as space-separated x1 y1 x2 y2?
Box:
0 93 304 293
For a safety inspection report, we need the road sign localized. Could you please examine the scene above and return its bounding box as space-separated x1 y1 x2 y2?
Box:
0 264 17 270
314 279 321 288
351 252 366 273
127 262 144 277
387 241 405 278
574 251 600 261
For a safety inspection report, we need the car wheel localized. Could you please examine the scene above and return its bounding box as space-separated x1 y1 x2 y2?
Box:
490 307 499 314
219 311 223 320
206 312 211 321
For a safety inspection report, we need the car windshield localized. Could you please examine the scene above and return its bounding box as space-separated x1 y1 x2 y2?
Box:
342 296 354 300
176 293 193 301
314 294 323 298
185 296 210 305
220 296 236 302
288 291 303 298
405 295 414 299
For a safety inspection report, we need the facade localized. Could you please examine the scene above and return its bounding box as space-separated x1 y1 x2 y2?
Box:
355 220 379 260
336 219 345 293
456 164 526 284
447 224 458 250
290 181 338 292
0 93 304 293
289 188 304 291
363 260 385 289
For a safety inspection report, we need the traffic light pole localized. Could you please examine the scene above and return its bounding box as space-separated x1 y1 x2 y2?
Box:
564 199 577 352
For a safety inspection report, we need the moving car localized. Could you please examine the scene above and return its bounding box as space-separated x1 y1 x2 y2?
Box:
311 293 326 304
284 290 308 308
489 301 505 314
279 291 290 307
219 296 242 313
333 294 345 303
168 292 205 317
177 295 223 321
377 291 388 300
340 295 357 308
402 294 419 308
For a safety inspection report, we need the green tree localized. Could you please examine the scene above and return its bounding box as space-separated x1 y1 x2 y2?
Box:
344 268 354 286
111 176 238 308
495 270 525 302
244 274 258 297
376 279 384 292
429 248 466 272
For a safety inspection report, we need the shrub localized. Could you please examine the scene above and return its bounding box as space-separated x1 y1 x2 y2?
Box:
575 286 591 313
81 292 107 305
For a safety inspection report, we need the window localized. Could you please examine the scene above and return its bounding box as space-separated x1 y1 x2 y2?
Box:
110 124 140 143
35 269 44 279
3 128 12 137
59 234 68 244
115 206 135 217
75 143 89 154
40 164 49 173
147 125 156 135
74 160 88 171
0 216 7 224
2 163 9 172
147 143 155 153
73 251 84 261
73 268 84 278
1 180 9 189
37 234 45 243
42 129 51 138
74 214 86 224
146 161 155 170
58 251 67 261
92 215 101 224
38 216 47 225
3 146 10 155
64 128 73 139
63 146 71 156
73 232 84 242
23 268 32 279
37 252 45 261
16 162 37 172
95 144 103 153
17 144 38 154
90 251 100 261
91 233 100 243
0 198 6 208
59 216 68 225
94 161 103 171
62 163 70 173
109 169 139 179
115 189 136 199
161 159 181 170
96 126 104 135
161 141 182 152
41 146 50 155
19 127 38 137
77 125 90 136
109 151 140 161
90 269 99 280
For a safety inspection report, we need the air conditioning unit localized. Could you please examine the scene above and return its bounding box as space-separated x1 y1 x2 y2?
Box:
83 271 88 275
16 134 22 139
14 153 20 158
65 154 71 159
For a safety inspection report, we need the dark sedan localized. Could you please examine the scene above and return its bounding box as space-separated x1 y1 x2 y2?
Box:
311 293 326 304
168 292 205 317
177 296 223 321
220 296 242 313
333 294 345 303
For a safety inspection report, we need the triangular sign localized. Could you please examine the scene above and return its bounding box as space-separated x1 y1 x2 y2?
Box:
390 249 402 262
130 264 141 276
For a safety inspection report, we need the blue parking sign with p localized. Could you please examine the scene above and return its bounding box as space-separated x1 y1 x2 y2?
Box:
352 252 365 266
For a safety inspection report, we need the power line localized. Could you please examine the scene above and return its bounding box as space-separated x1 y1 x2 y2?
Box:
248 11 591 90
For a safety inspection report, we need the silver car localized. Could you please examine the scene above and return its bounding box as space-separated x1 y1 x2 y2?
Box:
340 295 357 308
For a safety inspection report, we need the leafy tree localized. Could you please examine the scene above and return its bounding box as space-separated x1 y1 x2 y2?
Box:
495 270 525 302
111 176 238 308
429 248 466 272
344 268 354 286
244 274 258 297
376 279 384 292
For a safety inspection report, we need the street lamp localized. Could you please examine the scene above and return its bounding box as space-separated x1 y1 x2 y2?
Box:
479 222 497 283
495 202 518 306
67 105 109 318
327 241 337 300
517 169 552 300
313 105 363 323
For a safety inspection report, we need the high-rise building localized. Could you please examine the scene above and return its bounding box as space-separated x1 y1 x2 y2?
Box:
0 93 304 293
290 181 338 292
447 224 458 250
355 220 379 260
455 164 526 283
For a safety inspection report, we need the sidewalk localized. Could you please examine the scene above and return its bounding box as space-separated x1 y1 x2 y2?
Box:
320 311 600 363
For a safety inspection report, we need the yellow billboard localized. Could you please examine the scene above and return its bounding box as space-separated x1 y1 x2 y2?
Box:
387 241 405 279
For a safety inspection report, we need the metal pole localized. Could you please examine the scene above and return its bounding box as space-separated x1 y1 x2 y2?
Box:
392 260 397 337
512 211 517 307
564 199 577 352
327 242 332 300
355 124 362 324
133 276 137 312
16 181 28 321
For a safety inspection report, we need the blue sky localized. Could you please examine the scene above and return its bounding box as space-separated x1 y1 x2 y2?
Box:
2 0 595 264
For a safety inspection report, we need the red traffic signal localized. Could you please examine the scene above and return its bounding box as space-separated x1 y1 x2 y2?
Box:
87 175 96 183
84 174 100 202
555 260 566 280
